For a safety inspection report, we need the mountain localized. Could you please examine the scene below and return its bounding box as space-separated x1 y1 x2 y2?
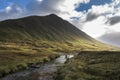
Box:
0 14 116 51
0 14 93 42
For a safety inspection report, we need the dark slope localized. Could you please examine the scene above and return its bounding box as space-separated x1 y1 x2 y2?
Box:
0 14 93 42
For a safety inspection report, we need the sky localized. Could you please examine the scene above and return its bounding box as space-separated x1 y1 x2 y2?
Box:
0 0 120 46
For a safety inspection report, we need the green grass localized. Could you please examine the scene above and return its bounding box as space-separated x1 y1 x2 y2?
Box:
0 40 117 78
0 37 118 78
57 51 120 80
0 50 59 77
0 41 58 77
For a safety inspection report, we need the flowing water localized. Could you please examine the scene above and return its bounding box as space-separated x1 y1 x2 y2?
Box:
1 54 75 80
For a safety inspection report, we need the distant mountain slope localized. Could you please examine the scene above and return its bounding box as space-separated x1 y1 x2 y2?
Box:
0 14 93 42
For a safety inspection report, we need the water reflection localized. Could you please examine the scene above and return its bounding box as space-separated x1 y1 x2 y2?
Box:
55 55 74 64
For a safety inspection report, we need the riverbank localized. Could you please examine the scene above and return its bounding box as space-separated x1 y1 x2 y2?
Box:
1 54 75 80
0 51 59 78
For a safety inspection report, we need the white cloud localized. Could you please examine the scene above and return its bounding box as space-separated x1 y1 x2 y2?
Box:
37 0 43 2
82 15 120 38
82 16 108 38
26 0 90 20
0 3 23 20
6 6 12 13
58 0 90 19
89 4 114 15
109 23 120 32
98 31 120 47
79 0 120 40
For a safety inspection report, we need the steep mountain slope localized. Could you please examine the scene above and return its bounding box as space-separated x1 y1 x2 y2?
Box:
0 14 93 42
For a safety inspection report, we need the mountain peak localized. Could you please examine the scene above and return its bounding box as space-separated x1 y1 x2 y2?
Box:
46 14 62 20
49 14 57 16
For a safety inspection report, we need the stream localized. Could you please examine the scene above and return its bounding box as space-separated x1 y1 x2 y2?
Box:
1 54 75 80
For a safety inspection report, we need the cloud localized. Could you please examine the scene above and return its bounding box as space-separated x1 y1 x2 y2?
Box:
106 16 120 25
98 32 120 47
82 16 109 38
86 12 99 21
6 6 12 13
0 3 23 20
0 0 91 21
82 14 120 38
82 0 120 38
85 4 114 21
26 0 90 19
27 0 64 15
90 4 113 15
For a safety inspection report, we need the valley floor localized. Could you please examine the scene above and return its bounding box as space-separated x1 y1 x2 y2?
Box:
0 40 118 79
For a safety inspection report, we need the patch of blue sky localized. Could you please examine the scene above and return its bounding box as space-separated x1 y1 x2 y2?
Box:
75 0 113 12
0 0 32 10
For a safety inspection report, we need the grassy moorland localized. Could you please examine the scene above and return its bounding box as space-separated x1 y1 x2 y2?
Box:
0 40 117 78
0 41 58 77
57 51 120 80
